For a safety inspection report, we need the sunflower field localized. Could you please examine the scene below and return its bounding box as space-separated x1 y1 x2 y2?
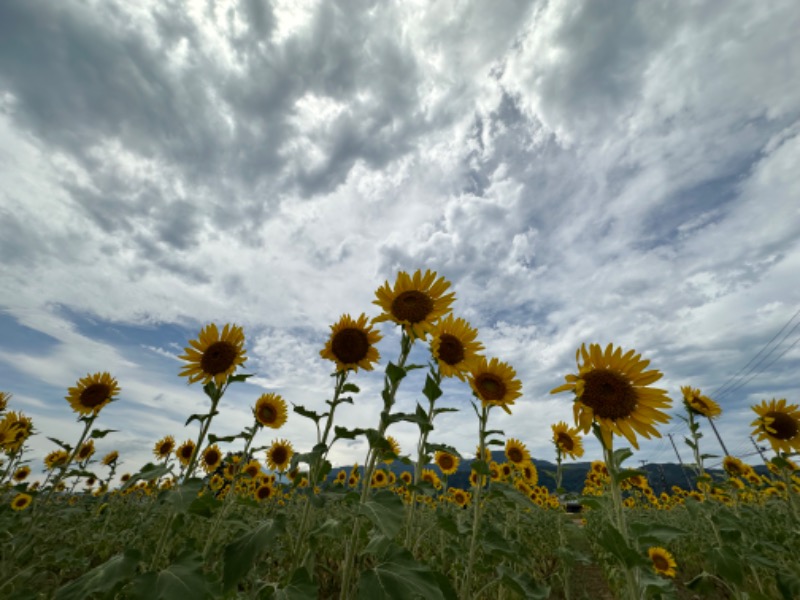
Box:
2 270 800 599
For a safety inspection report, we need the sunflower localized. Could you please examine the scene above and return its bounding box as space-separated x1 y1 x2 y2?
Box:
551 421 585 460
176 439 196 467
400 471 412 485
254 394 288 429
66 372 120 416
0 411 33 452
421 468 442 490
468 357 523 414
13 466 31 482
429 315 484 381
372 470 388 488
434 451 460 475
153 436 175 460
521 462 538 486
373 270 456 340
242 459 261 478
382 436 401 464
102 451 119 466
505 438 531 467
179 323 247 387
265 439 294 472
320 313 382 372
209 474 225 491
11 493 32 511
449 488 471 507
648 547 678 578
0 391 10 412
254 483 274 502
751 398 800 454
722 456 747 478
334 469 347 485
550 343 672 450
681 386 722 419
44 449 69 470
201 445 223 473
77 440 95 462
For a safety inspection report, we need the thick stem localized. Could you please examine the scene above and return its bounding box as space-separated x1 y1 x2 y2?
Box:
463 404 489 599
182 384 225 484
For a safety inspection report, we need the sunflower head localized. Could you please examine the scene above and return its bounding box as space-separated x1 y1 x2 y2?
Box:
551 421 585 460
0 391 10 412
13 466 31 482
44 449 69 471
176 439 196 467
202 445 223 473
750 398 800 454
179 323 247 388
0 411 34 453
265 439 293 473
77 440 95 462
11 493 33 511
468 357 523 414
153 436 175 460
421 468 442 490
429 315 484 381
381 436 401 464
681 386 722 419
648 547 678 578
505 438 531 467
551 343 671 450
434 450 460 475
243 459 261 478
102 451 119 466
254 483 274 502
253 393 288 429
320 313 382 372
373 270 456 340
66 372 120 416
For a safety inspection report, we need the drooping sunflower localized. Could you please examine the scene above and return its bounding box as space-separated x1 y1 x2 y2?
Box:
176 439 196 467
13 466 31 482
434 451 460 475
44 449 69 470
11 493 32 511
552 421 585 460
550 343 672 450
429 315 484 381
320 313 382 372
681 386 722 419
372 270 456 340
648 547 678 578
254 393 288 429
102 451 119 466
77 440 95 462
505 438 531 467
202 445 223 473
66 372 120 416
179 323 247 387
0 411 33 452
468 357 523 414
153 435 175 460
751 398 800 454
265 439 294 472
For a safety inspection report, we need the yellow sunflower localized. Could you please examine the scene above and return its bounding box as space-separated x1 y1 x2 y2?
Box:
0 411 34 453
11 493 32 511
380 436 401 464
179 323 247 387
66 372 120 416
77 440 95 462
468 357 523 414
254 393 288 429
449 488 471 507
421 468 443 490
320 313 382 372
0 391 10 412
751 398 800 454
722 456 747 478
434 451 460 475
400 471 412 485
201 445 223 473
265 439 293 472
102 451 119 466
335 469 347 484
648 547 678 578
521 462 538 486
13 466 31 482
429 315 484 381
242 459 261 478
254 483 275 502
505 438 531 467
550 343 672 450
372 269 456 340
44 449 69 470
552 421 585 459
681 386 722 418
153 435 175 460
176 439 196 467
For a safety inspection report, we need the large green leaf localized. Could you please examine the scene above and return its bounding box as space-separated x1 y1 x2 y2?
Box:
54 549 141 600
222 515 286 592
271 568 318 599
629 522 686 545
357 544 445 600
129 551 216 600
358 491 405 539
496 566 550 600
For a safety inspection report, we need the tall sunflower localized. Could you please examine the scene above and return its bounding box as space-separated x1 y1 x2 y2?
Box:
680 386 721 418
254 393 288 429
66 372 120 416
505 438 531 467
320 313 382 372
552 421 585 459
265 439 294 472
550 343 671 450
202 444 223 473
434 450 460 475
373 270 456 340
429 315 484 381
176 439 196 467
751 398 800 454
179 323 247 387
648 547 678 578
153 435 175 460
44 449 69 470
468 357 523 414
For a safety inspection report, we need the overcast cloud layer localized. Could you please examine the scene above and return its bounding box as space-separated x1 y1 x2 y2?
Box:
1 0 799 482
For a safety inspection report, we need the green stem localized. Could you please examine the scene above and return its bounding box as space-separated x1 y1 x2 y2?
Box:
182 383 226 484
45 415 96 503
463 404 489 599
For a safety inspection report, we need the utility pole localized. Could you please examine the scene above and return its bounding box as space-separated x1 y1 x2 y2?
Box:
707 418 730 456
668 434 694 489
750 436 769 464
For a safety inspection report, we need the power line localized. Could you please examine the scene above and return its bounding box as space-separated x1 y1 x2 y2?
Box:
716 333 800 402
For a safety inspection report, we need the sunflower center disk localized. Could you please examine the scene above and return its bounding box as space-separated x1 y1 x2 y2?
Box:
580 369 638 420
475 374 507 401
439 456 454 470
507 448 524 463
437 334 465 365
259 405 277 424
391 291 434 323
765 411 799 440
79 384 112 408
332 328 369 363
557 433 574 451
272 448 287 464
200 341 238 375
652 555 669 571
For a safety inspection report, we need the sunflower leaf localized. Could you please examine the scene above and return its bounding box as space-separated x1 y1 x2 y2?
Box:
222 515 286 592
272 567 318 600
47 437 73 451
613 468 643 484
424 443 461 458
471 460 490 475
293 404 323 423
422 375 442 402
358 491 405 539
496 565 550 599
185 413 210 427
432 407 459 416
333 426 366 440
130 549 218 600
342 383 360 394
90 428 118 439
227 373 253 383
386 362 406 385
207 433 238 444
357 542 445 600
54 548 142 600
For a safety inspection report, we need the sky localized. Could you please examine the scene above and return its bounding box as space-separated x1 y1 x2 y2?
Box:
1 0 799 483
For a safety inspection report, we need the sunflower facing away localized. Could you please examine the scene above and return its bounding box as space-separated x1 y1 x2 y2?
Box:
648 547 678 578
552 421 585 460
681 386 722 419
434 450 460 475
468 357 523 414
382 436 401 464
153 435 175 460
266 439 294 472
254 393 288 429
550 343 672 450
429 315 484 381
320 313 382 372
751 398 800 454
373 270 456 340
179 323 247 387
66 372 120 416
